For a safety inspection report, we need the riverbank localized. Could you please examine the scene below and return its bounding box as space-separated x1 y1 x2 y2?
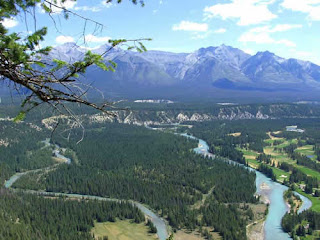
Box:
246 202 268 240
284 190 302 213
247 219 265 240
180 132 312 240
4 139 169 240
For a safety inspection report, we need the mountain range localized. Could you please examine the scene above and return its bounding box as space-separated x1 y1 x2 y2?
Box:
14 43 320 101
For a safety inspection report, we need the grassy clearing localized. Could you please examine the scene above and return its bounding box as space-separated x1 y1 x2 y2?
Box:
191 187 213 210
174 231 206 240
271 167 290 182
301 234 320 240
239 133 320 213
237 148 259 168
264 147 282 156
228 132 241 137
273 139 299 149
261 145 320 180
273 131 282 135
246 158 259 169
263 147 293 164
91 220 158 240
266 132 284 141
239 147 312 183
238 148 259 157
295 145 317 161
52 156 67 163
246 203 267 240
294 165 320 181
295 189 320 213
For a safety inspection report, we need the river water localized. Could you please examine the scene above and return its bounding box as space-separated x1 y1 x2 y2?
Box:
4 133 312 240
181 133 312 240
4 140 168 240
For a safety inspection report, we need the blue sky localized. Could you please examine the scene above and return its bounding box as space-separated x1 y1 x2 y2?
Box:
4 0 320 64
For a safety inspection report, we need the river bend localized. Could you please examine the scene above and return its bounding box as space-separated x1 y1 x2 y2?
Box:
181 133 312 240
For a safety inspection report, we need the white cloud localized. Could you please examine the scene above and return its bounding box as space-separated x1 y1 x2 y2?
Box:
192 31 212 40
276 39 296 47
172 21 208 32
214 28 226 34
238 24 302 47
74 6 100 12
289 49 320 65
204 0 277 26
41 0 77 14
281 0 320 21
239 31 275 44
249 24 302 33
74 1 112 12
84 34 111 43
56 35 75 44
271 24 302 32
239 25 298 47
243 48 256 55
239 31 296 47
1 18 18 28
101 1 113 8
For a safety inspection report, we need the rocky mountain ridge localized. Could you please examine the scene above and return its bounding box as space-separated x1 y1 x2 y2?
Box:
41 104 320 128
48 43 320 96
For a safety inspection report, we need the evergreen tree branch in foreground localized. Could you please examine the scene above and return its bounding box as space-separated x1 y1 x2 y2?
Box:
0 0 149 121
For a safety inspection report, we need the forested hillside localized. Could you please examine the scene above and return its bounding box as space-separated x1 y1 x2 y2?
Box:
5 103 320 239
189 118 320 239
0 121 51 184
0 192 144 239
9 121 257 239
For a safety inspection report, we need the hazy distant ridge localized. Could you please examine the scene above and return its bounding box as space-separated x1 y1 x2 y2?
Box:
47 43 320 98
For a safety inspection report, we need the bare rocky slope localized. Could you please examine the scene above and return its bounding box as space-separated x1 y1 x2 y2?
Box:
41 103 320 128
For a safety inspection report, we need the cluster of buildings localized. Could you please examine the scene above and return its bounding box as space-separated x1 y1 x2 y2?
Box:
286 126 305 133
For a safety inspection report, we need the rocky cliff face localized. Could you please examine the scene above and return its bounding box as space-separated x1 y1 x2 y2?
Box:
41 104 320 129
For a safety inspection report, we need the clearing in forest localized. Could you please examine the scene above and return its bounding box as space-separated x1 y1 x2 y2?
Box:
267 132 284 141
174 230 222 240
295 145 316 160
228 132 241 137
174 231 205 240
91 220 158 240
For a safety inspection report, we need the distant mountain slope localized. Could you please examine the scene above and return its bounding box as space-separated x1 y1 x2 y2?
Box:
8 43 320 100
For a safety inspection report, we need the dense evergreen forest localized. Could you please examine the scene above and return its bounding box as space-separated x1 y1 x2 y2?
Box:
47 123 257 237
0 191 144 239
7 121 258 239
281 210 320 238
4 103 320 239
0 121 54 170
0 121 52 184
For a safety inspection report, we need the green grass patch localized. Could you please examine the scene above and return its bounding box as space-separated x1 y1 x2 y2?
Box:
91 220 158 240
237 148 259 168
238 147 289 182
294 165 320 181
274 139 298 149
264 138 285 145
295 189 320 213
246 158 259 169
264 139 275 144
295 145 317 161
237 148 259 157
271 167 290 182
